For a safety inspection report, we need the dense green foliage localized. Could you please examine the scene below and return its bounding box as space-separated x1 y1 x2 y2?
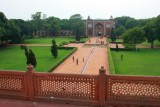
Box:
111 49 160 76
0 12 21 43
0 11 86 44
0 46 74 72
122 27 145 48
143 18 158 48
69 14 85 41
114 15 160 49
114 26 126 36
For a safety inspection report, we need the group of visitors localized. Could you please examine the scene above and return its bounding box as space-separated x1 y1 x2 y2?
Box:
95 37 105 45
72 56 84 65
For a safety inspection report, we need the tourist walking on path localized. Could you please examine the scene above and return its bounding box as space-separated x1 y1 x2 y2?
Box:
76 58 79 65
72 56 74 62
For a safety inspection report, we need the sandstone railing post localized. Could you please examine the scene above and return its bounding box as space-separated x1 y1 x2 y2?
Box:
98 66 106 107
26 64 34 101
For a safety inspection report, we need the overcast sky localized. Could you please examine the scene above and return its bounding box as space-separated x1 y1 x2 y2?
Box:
0 0 160 20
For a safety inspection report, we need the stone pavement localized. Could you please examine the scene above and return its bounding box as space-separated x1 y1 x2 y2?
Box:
53 37 109 75
109 43 124 48
0 98 91 107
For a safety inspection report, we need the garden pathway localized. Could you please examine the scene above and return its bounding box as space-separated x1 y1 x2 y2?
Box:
53 37 109 75
0 37 109 107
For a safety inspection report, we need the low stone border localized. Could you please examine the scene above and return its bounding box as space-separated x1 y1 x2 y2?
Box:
110 48 136 51
108 48 116 74
48 47 77 72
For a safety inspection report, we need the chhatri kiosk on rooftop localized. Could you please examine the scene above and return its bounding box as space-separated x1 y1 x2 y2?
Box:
84 16 115 37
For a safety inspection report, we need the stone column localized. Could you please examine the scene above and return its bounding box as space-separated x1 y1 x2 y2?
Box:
98 66 106 107
26 64 35 101
93 22 95 36
85 21 88 36
103 21 105 37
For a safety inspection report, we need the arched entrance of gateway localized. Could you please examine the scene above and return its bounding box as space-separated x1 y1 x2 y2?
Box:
95 23 104 36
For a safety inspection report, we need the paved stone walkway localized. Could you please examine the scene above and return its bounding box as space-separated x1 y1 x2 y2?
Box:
109 43 124 48
0 98 91 107
53 37 109 75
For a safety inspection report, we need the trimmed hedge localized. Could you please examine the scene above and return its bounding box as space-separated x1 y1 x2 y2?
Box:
110 48 137 51
108 48 116 74
69 37 89 43
57 47 76 50
48 47 77 72
69 41 85 43
109 42 122 44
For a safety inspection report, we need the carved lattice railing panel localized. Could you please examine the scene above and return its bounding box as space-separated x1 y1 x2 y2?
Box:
106 75 160 101
0 71 28 99
34 73 99 100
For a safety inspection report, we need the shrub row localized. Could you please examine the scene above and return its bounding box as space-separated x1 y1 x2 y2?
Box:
109 42 122 44
58 41 70 46
108 48 116 74
69 41 85 43
110 48 136 51
57 47 76 50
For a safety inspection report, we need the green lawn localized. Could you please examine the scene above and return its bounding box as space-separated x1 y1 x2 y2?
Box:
23 37 88 45
111 49 160 76
108 38 160 48
137 40 160 47
108 38 123 42
0 46 74 72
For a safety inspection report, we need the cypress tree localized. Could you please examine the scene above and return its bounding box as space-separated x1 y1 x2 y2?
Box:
28 49 37 67
24 46 29 65
51 39 58 58
110 28 116 42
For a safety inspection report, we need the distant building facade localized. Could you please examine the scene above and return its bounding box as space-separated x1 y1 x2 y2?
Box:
33 16 115 37
59 30 73 36
84 16 115 37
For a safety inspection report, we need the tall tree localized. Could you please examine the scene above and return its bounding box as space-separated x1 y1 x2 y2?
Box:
51 39 58 58
60 19 71 30
7 20 21 43
155 15 160 40
69 14 84 41
143 18 157 48
0 27 6 41
0 12 8 42
114 26 126 36
114 16 131 28
11 19 31 36
31 12 43 35
110 28 116 42
125 18 138 29
0 12 22 44
137 19 150 27
122 27 145 48
44 17 61 36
